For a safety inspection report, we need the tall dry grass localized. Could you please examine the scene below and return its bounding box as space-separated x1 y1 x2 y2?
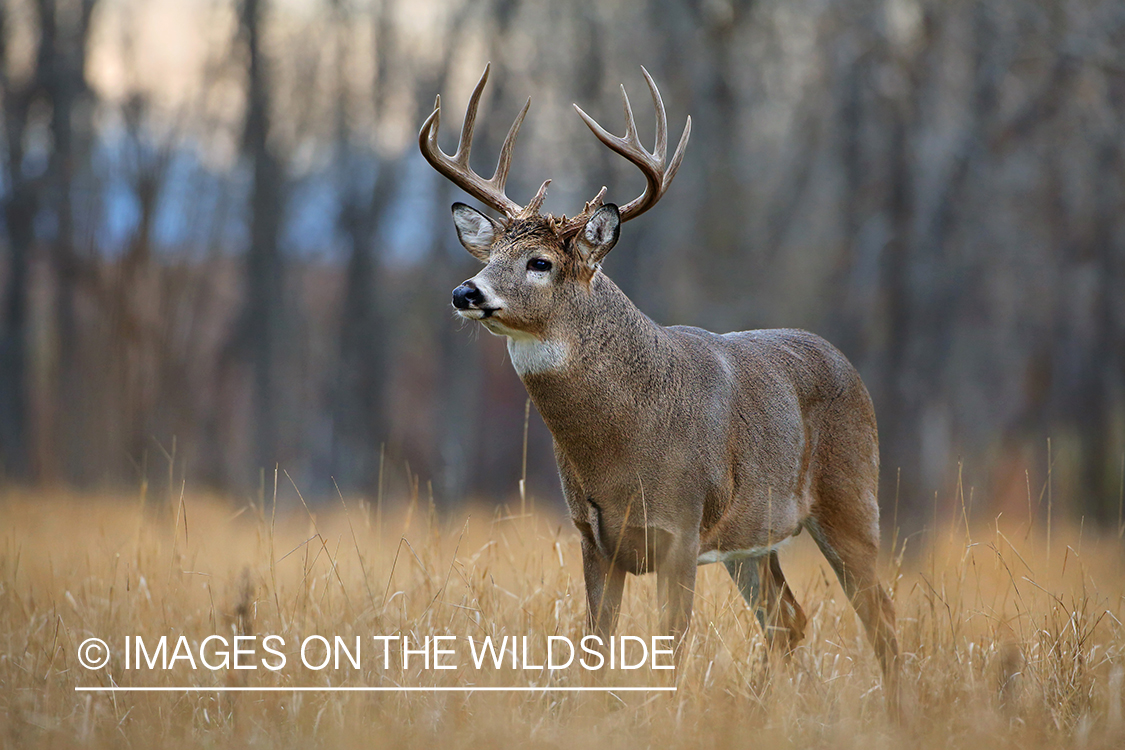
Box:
2 482 1125 749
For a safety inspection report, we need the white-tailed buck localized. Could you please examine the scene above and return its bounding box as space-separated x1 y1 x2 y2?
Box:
420 65 900 707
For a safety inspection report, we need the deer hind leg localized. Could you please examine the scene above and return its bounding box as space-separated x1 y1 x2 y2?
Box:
805 513 901 712
725 552 807 654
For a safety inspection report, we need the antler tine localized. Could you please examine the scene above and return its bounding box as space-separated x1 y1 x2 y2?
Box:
587 186 608 211
492 96 531 192
418 63 527 220
572 68 691 224
620 86 640 146
453 66 490 165
573 91 662 222
664 115 692 191
522 178 551 217
640 66 667 163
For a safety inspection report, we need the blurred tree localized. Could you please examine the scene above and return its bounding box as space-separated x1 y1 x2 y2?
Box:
0 0 37 481
0 0 99 482
228 0 286 481
0 0 1120 526
328 0 393 492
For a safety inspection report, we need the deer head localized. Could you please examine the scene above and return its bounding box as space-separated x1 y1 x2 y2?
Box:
419 64 690 344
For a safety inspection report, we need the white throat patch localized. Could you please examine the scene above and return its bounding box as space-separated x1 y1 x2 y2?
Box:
507 336 569 376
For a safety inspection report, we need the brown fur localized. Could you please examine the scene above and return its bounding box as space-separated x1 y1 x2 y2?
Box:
426 57 902 714
446 209 900 710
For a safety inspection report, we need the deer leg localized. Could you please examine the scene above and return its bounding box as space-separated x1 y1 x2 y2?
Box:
657 535 699 659
806 514 901 713
726 553 806 654
582 535 626 640
724 558 762 622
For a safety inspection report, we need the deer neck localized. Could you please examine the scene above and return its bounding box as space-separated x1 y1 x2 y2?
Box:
512 273 667 465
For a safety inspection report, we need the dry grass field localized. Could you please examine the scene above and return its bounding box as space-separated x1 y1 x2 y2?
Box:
3 482 1125 749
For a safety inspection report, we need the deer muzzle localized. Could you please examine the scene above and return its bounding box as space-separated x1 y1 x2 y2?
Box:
452 281 485 310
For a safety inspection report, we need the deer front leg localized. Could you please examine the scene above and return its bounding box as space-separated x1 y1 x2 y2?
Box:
657 533 699 659
582 534 626 639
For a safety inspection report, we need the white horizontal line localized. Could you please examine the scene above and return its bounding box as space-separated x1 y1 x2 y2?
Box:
75 686 675 693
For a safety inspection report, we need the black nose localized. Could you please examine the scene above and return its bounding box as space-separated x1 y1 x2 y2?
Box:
452 282 485 310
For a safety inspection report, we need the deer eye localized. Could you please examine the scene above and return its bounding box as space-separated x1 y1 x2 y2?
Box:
527 258 552 273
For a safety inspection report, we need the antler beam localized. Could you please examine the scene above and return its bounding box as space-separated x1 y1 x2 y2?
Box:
419 64 548 220
573 67 691 224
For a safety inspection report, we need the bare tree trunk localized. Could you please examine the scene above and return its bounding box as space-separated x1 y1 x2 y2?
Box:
0 3 32 480
327 0 395 491
46 0 96 481
0 18 35 479
1073 137 1124 522
0 0 98 483
0 180 33 481
231 0 285 479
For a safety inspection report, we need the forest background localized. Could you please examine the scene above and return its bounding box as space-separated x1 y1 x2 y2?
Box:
0 0 1122 534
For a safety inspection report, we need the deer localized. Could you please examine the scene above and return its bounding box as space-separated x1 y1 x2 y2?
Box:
420 64 900 708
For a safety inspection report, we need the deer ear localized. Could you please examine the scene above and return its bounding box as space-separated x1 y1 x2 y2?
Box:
575 204 620 268
452 203 501 261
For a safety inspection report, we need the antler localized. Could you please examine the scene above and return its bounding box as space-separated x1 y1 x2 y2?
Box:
419 64 549 221
572 67 691 224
